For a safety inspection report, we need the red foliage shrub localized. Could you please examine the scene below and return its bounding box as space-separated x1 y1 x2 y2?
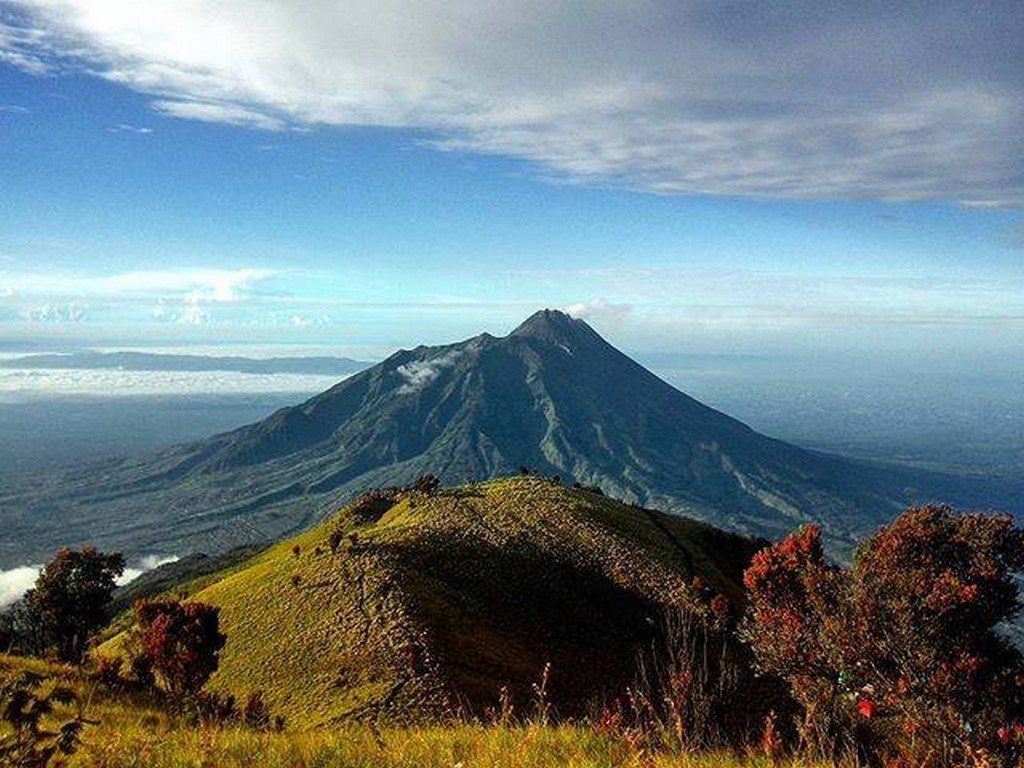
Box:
743 506 1024 766
131 599 226 704
742 524 857 757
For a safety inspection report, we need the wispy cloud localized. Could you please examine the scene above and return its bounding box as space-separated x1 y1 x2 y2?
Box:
107 122 153 134
0 266 288 327
2 267 282 302
1004 224 1024 249
518 268 1024 328
19 303 86 323
564 298 632 324
2 1 1021 205
397 349 461 394
153 100 285 131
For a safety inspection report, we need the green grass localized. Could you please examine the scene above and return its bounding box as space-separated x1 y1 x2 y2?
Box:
96 477 761 728
3 655 821 768
68 724 820 768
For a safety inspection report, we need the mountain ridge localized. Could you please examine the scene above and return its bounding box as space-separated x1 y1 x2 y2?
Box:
1 309 1020 566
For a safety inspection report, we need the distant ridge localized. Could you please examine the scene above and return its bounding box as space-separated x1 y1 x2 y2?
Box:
1 309 1020 565
0 350 369 376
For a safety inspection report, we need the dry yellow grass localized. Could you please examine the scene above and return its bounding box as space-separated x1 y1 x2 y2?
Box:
98 476 760 727
68 724 820 768
2 656 821 768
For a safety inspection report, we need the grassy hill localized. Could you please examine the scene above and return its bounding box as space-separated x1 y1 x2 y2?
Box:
103 475 762 728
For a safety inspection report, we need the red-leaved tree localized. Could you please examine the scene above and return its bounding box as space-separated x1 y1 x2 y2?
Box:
740 525 857 758
743 506 1024 766
131 599 226 704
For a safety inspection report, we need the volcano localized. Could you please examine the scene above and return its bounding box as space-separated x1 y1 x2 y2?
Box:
2 309 1018 564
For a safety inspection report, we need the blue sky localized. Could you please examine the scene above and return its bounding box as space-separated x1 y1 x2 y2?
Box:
0 1 1021 361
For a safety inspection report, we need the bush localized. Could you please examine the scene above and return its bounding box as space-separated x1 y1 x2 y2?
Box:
0 669 89 766
621 580 787 753
189 689 283 731
131 599 226 706
410 474 441 494
743 507 1024 765
741 524 855 758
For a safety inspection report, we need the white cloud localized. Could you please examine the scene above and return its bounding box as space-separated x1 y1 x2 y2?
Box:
0 367 344 397
153 99 285 131
0 565 41 609
397 349 461 394
20 302 86 323
116 554 179 585
2 1 1021 205
107 122 153 134
564 298 632 324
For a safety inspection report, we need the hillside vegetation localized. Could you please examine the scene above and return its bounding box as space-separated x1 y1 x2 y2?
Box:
102 475 761 727
1 654 817 768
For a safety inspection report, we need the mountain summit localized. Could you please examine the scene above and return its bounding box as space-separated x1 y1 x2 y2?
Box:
2 310 1019 563
509 308 599 343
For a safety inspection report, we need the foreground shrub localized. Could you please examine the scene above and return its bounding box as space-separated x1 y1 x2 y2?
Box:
743 506 1024 765
612 582 789 753
130 599 226 706
741 525 856 758
0 668 89 766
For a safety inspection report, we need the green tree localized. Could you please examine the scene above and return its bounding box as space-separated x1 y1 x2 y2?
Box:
26 547 125 662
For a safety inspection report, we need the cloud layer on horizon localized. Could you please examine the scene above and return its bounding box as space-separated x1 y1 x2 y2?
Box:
0 555 180 609
2 0 1022 206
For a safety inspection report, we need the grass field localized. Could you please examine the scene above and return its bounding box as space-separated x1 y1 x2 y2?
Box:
68 724 818 768
3 654 819 768
2 479 780 766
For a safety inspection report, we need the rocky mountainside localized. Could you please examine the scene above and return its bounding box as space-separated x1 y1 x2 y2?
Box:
2 309 1019 565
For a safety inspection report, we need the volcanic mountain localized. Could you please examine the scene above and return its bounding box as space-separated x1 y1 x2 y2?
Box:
2 309 1018 564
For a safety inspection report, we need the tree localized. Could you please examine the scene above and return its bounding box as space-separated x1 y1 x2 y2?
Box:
852 506 1024 762
25 547 125 662
740 525 856 757
743 507 1024 765
132 599 226 704
0 598 46 657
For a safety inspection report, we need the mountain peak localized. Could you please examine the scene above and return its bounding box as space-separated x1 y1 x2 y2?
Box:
509 308 597 345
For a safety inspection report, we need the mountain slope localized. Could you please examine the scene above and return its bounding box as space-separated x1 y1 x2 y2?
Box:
2 309 1019 565
102 477 762 725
